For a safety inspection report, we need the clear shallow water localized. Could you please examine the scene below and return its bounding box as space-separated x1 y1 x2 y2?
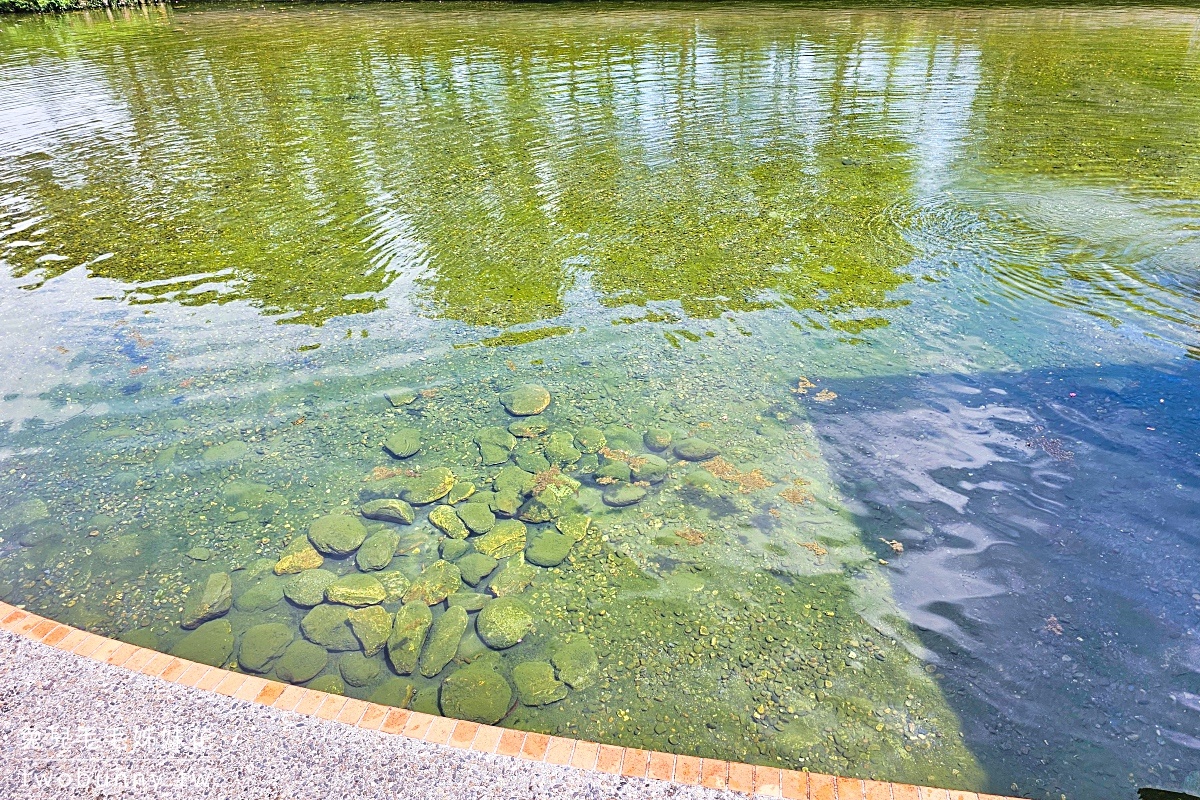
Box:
1 3 1199 797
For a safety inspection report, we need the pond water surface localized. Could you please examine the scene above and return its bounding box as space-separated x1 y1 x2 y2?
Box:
2 4 1199 798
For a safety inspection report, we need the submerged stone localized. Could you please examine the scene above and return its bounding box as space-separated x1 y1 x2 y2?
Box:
385 387 418 407
369 678 414 708
402 468 456 505
284 569 337 607
490 490 522 518
307 675 345 695
403 560 462 606
275 640 328 684
574 427 606 454
457 502 496 535
476 596 534 649
499 384 551 416
488 554 538 596
493 465 535 497
348 605 393 656
631 453 669 484
356 530 401 572
429 504 468 539
508 419 547 438
325 574 387 607
419 606 469 678
439 538 469 561
308 514 368 556
339 652 381 687
602 482 646 507
238 623 293 673
674 438 720 461
182 572 232 629
447 591 490 612
411 686 441 715
387 602 432 675
457 552 498 586
186 547 212 562
512 661 567 706
525 530 574 567
476 427 517 466
555 513 591 542
383 428 422 459
300 604 359 651
171 619 233 667
375 570 411 602
440 663 512 724
234 576 284 613
544 431 581 465
473 519 526 559
644 428 672 452
202 440 248 463
360 498 415 525
552 639 599 689
274 538 325 575
512 442 551 474
446 481 475 504
594 460 631 484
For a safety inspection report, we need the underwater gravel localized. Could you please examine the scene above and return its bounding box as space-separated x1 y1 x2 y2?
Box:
0 631 739 800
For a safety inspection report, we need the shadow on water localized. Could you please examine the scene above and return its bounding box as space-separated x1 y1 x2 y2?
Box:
807 361 1200 799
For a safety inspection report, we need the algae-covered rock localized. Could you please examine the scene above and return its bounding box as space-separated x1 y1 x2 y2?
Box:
490 490 522 518
499 384 551 416
339 652 381 687
602 482 646 507
544 431 581 465
275 640 328 683
447 591 490 612
385 387 418 407
202 440 248 463
284 568 337 607
234 576 284 613
512 661 567 706
186 546 212 562
574 427 606 454
488 554 539 596
684 468 724 494
348 605 393 656
238 623 293 673
375 570 411 603
555 514 591 542
456 502 496 535
644 428 672 452
383 428 422 459
440 538 469 561
274 538 325 575
369 678 414 708
446 481 475 504
429 504 468 539
360 498 415 525
594 460 632 484
552 640 599 689
326 574 387 607
403 560 462 606
476 427 517 466
301 604 359 651
518 476 580 523
476 596 534 649
172 619 233 667
457 552 498 586
387 602 432 675
508 419 547 438
512 442 551 474
525 530 574 567
493 465 535 495
419 606 469 678
631 453 669 484
674 438 720 461
402 468 456 505
440 663 512 724
308 514 368 556
356 530 401 572
602 425 643 452
307 675 345 695
412 686 441 715
182 572 232 629
474 519 526 559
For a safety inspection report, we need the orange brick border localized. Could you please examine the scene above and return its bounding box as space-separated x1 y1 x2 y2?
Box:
0 601 1021 800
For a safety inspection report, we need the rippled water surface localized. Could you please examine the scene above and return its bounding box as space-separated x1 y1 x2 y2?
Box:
2 4 1200 797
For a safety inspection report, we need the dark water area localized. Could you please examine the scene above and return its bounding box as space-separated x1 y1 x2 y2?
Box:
2 4 1200 798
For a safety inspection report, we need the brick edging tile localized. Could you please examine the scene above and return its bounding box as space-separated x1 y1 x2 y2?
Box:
0 601 1025 800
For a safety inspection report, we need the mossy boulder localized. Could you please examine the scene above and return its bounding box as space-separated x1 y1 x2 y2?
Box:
234 576 284 613
326 574 387 607
339 652 382 687
274 640 328 684
488 554 539 596
644 428 672 452
594 460 632 484
499 384 551 416
555 514 591 542
369 678 414 708
602 482 646 507
494 465 535 494
356 530 401 572
308 675 345 695
274 538 325 574
631 453 669 484
518 477 580 523
375 570 411 603
552 640 599 689
384 387 418 407
456 502 496 535
446 481 475 504
476 596 534 649
602 425 643 452
440 663 512 724
474 519 526 559
429 504 468 539
490 490 522 518
182 572 232 629
412 686 441 715
574 427 606 454
284 568 337 607
439 538 469 561
512 661 568 706
300 604 359 651
525 530 574 567
447 591 490 612
475 427 517 466
419 606 469 678
403 560 462 606
673 438 720 461
512 442 551 474
308 514 368 556
383 427 422 459
402 468 457 505
508 419 547 438
360 498 415 525
387 602 432 675
172 619 233 667
457 552 499 586
348 605 393 656
544 431 581 465
237 623 293 673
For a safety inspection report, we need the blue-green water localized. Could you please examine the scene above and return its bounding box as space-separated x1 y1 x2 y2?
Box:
2 4 1199 797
